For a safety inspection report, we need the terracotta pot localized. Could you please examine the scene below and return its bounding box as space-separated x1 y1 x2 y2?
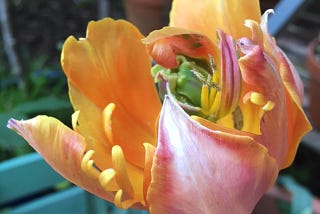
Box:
124 0 171 35
306 38 320 129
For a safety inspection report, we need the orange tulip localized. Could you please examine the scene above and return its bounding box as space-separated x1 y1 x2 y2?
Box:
8 0 311 213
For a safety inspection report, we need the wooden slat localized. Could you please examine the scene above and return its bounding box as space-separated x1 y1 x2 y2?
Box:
0 153 65 205
3 187 89 214
2 186 110 214
0 153 111 214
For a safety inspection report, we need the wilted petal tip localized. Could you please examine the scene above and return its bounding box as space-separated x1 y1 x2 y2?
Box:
261 9 275 28
264 9 274 15
7 118 20 131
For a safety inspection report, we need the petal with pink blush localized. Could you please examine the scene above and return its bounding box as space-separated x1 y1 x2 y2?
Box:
147 96 278 214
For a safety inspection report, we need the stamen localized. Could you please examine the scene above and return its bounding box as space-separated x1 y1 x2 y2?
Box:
200 83 220 121
71 110 80 130
249 92 275 111
250 92 266 106
189 58 219 91
81 150 100 179
209 91 221 116
263 101 275 111
112 145 135 200
112 145 143 209
99 168 119 191
190 69 207 84
114 189 140 209
201 85 209 110
102 103 116 144
209 54 217 73
209 85 218 107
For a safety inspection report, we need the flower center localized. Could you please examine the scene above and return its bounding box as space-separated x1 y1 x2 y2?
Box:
152 55 238 122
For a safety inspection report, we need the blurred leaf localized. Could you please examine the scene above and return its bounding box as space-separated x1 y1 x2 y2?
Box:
12 95 71 114
278 175 313 214
0 96 71 160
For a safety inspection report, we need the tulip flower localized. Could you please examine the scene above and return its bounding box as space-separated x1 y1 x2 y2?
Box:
7 0 311 213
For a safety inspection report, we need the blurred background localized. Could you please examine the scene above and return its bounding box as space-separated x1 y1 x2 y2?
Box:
0 0 319 213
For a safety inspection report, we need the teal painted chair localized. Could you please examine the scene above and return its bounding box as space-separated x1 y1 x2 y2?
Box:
0 153 148 214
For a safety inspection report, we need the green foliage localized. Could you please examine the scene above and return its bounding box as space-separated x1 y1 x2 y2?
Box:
0 54 72 161
0 95 72 161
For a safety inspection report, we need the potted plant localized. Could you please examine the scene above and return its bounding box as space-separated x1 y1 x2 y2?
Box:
306 35 320 129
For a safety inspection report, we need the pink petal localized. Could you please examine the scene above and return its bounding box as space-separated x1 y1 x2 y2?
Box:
147 96 278 214
216 30 241 118
239 13 312 168
260 11 312 167
238 37 289 166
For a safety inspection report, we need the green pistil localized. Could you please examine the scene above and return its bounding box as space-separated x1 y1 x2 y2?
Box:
151 55 212 110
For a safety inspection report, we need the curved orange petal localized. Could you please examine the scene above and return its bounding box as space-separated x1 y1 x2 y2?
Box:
260 10 304 103
147 96 278 214
69 84 153 208
238 37 289 166
258 11 312 167
62 18 162 168
61 17 161 137
7 116 114 202
69 82 152 185
272 47 311 168
279 57 312 167
169 0 261 42
68 83 112 170
282 90 312 168
143 27 217 68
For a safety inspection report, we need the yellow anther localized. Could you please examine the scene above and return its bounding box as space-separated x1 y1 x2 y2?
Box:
201 85 209 110
250 92 266 106
71 110 80 130
114 189 139 209
81 150 100 179
209 90 221 116
200 82 221 120
99 168 119 192
114 189 124 208
209 85 218 106
263 101 275 111
102 103 116 144
250 92 275 111
112 145 135 199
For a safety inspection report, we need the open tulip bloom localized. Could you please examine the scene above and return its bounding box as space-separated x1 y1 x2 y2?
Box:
7 0 312 213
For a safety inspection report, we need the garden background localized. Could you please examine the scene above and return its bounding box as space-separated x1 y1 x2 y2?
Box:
0 0 320 213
